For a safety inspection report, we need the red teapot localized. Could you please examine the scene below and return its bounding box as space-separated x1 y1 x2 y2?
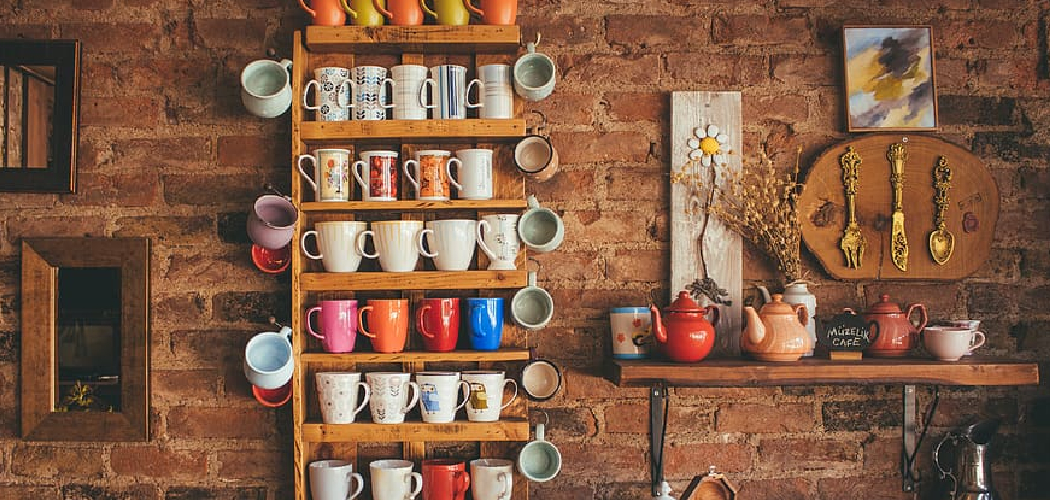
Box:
850 294 927 358
650 291 719 363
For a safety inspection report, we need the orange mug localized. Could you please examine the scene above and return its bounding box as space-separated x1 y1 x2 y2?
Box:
375 0 434 25
463 0 516 25
358 299 409 353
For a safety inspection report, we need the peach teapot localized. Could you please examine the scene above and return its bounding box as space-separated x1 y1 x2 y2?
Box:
649 291 719 363
742 294 810 362
851 294 927 358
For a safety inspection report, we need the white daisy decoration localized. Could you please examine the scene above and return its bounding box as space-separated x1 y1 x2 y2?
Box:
686 124 731 167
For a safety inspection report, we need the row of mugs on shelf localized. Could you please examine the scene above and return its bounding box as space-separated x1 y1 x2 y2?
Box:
298 0 521 27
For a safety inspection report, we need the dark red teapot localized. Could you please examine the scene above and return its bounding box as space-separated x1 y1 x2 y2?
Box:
650 291 719 363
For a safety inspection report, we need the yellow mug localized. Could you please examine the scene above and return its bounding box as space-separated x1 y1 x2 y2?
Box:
342 0 387 26
424 0 469 25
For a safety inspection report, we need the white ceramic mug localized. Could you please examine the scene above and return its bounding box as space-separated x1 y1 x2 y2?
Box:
513 42 556 102
370 460 423 500
478 64 514 119
422 65 482 119
353 150 402 202
391 64 429 120
517 422 561 482
510 271 553 330
924 326 986 361
470 459 514 500
243 326 293 390
421 219 478 271
240 59 292 118
404 150 460 201
450 149 493 200
303 66 354 121
416 371 470 424
298 148 352 202
477 214 520 271
461 371 517 422
609 307 651 359
517 195 564 253
358 220 433 272
365 372 420 424
302 221 369 272
310 460 364 500
350 65 395 120
316 372 371 424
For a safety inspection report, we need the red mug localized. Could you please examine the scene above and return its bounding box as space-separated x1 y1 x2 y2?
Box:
416 298 460 352
422 459 470 500
358 299 409 353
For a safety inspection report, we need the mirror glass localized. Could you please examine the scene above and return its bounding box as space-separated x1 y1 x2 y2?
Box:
1 64 56 169
56 267 122 412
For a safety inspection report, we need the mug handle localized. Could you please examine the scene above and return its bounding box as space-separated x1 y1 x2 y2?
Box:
296 155 319 193
455 470 471 496
446 157 464 192
500 378 518 410
970 331 987 352
401 381 420 414
357 305 375 338
373 0 393 20
301 230 323 260
305 306 325 340
297 0 316 17
497 471 512 500
416 304 434 338
351 160 368 192
347 472 365 500
465 79 484 109
353 381 371 416
303 80 320 110
357 229 379 259
454 380 471 412
407 471 423 500
403 159 420 193
338 80 356 109
419 78 437 109
463 0 484 16
419 0 438 18
475 219 497 260
419 228 438 258
338 0 359 18
381 78 397 109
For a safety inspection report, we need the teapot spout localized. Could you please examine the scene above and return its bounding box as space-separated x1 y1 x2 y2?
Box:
743 306 765 345
650 305 667 344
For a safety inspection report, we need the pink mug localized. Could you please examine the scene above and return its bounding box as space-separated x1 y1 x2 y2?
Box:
306 300 359 353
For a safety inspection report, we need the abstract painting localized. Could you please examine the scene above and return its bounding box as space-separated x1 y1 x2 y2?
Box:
843 26 938 132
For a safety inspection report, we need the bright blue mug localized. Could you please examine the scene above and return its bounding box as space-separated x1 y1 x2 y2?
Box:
467 297 504 350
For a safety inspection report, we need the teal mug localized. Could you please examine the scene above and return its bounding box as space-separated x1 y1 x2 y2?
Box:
517 421 561 482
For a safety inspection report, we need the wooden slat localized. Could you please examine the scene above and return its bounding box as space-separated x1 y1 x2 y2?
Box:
305 26 521 54
301 419 529 443
301 199 528 212
299 119 525 143
301 270 527 291
609 358 1040 387
291 29 310 500
301 349 532 363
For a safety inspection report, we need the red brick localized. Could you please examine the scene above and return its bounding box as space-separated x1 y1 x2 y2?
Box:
153 294 208 328
771 54 835 87
605 167 668 201
738 478 811 500
606 15 709 47
559 442 646 477
929 397 1018 427
81 96 164 127
606 249 668 282
111 137 214 168
60 171 160 207
816 476 913 500
531 484 595 500
606 404 715 433
113 215 214 244
863 283 965 323
519 17 603 47
60 23 162 53
664 441 753 475
4 215 106 245
712 14 811 46
564 370 648 399
0 486 59 500
217 136 288 167
159 329 254 368
193 18 268 50
153 370 220 403
937 19 1026 50
603 92 668 123
534 326 601 361
532 251 602 281
744 94 810 124
61 484 158 500
551 131 650 164
717 403 816 433
10 445 105 478
667 53 768 86
217 450 284 480
863 436 903 473
526 169 597 203
162 173 265 206
110 447 207 479
758 439 858 471
167 407 274 439
164 250 273 288
0 25 56 39
529 92 596 126
561 210 654 245
544 407 598 439
560 54 661 87
164 486 267 500
984 56 1040 91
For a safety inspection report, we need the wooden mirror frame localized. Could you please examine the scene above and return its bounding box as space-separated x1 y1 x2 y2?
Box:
0 38 81 193
21 237 150 441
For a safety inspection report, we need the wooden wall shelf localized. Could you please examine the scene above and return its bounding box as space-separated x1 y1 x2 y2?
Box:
300 271 527 291
300 200 528 212
300 349 532 363
302 419 529 443
304 25 521 53
298 119 525 143
608 358 1040 387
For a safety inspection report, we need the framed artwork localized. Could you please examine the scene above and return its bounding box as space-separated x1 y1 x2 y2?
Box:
843 26 938 132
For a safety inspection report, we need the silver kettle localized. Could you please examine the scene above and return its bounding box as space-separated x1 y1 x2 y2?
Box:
934 419 1001 500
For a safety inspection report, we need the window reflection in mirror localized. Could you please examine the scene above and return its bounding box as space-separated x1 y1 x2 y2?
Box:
56 267 122 412
1 64 56 169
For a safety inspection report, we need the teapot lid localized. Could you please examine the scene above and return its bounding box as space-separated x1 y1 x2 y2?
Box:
667 291 704 312
868 294 904 314
759 294 796 314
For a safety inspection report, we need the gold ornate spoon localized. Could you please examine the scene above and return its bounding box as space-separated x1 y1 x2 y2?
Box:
929 156 954 265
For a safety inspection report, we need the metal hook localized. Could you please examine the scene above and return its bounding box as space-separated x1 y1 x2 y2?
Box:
533 32 542 47
528 257 541 273
263 184 292 201
531 409 550 426
268 316 286 329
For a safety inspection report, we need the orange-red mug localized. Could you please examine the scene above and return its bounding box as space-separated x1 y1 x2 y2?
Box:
358 299 409 353
463 0 516 25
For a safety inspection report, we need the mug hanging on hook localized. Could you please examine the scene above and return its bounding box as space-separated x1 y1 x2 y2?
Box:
514 33 556 101
514 111 559 182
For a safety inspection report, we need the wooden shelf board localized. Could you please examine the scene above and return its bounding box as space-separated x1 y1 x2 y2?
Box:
301 270 527 291
302 418 528 443
299 119 525 143
609 358 1040 387
304 26 521 53
301 349 531 363
301 200 528 212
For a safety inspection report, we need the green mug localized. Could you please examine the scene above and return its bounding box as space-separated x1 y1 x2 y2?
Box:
342 0 386 25
424 0 470 25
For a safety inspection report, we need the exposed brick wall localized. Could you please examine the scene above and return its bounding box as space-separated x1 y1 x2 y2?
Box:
0 0 1047 499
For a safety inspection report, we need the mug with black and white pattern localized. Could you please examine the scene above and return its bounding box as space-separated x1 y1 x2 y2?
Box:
350 66 396 120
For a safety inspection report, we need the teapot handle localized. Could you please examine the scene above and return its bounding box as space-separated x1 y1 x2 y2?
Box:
906 303 928 336
793 304 809 327
705 306 720 327
934 433 958 496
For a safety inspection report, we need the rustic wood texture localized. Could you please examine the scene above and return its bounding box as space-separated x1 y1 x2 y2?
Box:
670 92 743 356
798 134 1000 280
300 349 531 363
302 420 529 442
291 30 311 500
609 358 1039 387
299 119 525 143
305 25 521 53
300 270 527 291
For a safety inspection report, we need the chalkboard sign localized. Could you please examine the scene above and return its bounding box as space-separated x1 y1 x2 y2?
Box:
818 312 879 359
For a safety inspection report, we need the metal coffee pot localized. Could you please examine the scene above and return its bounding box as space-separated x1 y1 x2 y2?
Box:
934 419 1001 500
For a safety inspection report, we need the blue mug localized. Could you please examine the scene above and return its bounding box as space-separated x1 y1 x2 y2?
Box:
467 297 504 350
